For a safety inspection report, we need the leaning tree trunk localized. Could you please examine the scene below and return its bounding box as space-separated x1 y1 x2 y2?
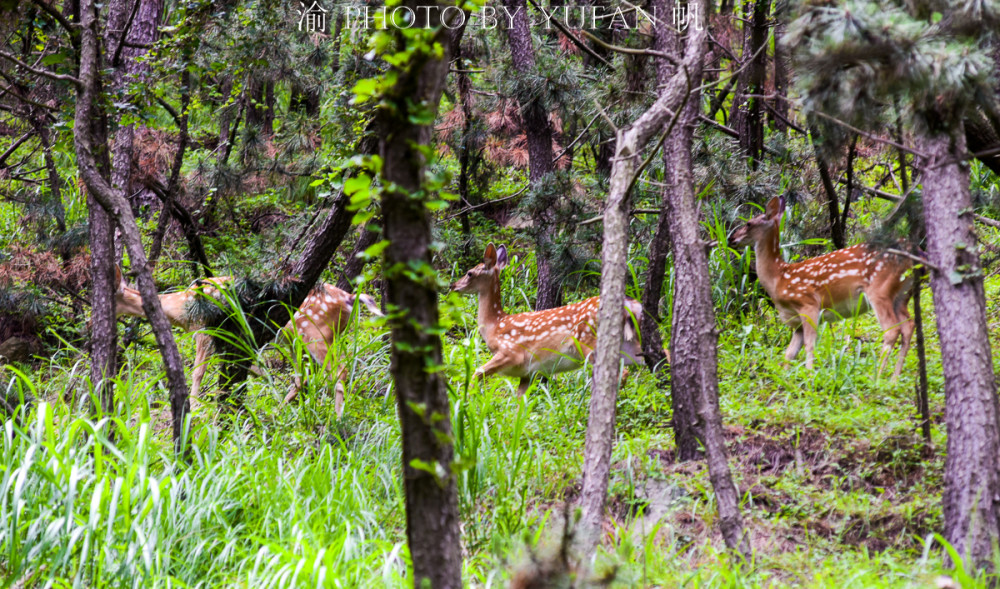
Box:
919 123 1000 570
76 0 190 449
377 5 464 588
577 0 724 554
500 0 562 310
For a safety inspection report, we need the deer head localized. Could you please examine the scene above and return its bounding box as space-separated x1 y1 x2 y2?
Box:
729 196 785 249
450 243 508 295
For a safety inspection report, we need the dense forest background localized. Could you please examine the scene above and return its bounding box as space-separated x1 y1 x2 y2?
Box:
1 0 1000 586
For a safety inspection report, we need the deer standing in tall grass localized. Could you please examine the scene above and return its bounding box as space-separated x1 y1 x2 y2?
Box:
728 196 914 379
113 268 382 415
451 244 656 395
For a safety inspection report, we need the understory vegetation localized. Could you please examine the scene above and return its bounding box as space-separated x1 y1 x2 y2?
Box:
4 171 1000 585
3 0 1000 585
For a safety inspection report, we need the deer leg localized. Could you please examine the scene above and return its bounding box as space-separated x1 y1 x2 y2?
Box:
869 294 905 381
891 302 914 381
800 312 820 370
190 333 212 398
282 372 305 405
784 327 805 364
474 351 519 392
333 365 349 418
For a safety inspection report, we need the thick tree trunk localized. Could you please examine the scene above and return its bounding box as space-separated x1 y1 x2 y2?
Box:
646 0 700 462
76 0 190 449
500 0 562 310
377 6 463 587
919 125 1000 570
665 94 749 555
88 199 116 413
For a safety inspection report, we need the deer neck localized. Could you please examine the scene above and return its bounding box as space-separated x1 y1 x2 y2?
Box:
477 277 506 343
754 227 787 298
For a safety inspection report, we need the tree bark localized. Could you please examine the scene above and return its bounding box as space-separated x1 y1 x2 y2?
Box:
646 0 700 462
108 0 163 212
377 4 463 587
772 18 789 134
500 0 562 310
578 0 736 555
76 0 190 449
811 128 845 249
729 0 770 167
919 124 1000 570
88 198 117 413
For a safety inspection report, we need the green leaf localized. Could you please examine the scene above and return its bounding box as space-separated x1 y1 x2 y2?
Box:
344 174 371 197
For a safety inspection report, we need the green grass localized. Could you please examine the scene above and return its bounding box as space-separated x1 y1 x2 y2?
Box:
1 261 997 588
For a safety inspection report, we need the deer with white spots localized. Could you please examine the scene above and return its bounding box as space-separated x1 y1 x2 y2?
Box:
728 196 914 379
451 243 651 395
113 268 382 415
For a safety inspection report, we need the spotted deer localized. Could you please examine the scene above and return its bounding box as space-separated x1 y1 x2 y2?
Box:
113 268 382 415
728 196 914 379
451 244 652 395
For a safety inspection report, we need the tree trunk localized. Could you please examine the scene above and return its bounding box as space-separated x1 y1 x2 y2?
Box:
33 115 67 233
772 18 789 134
665 93 749 555
377 5 463 587
729 0 770 167
108 0 163 213
646 0 700 462
919 124 1000 570
578 0 717 554
76 0 190 449
88 198 117 413
811 128 845 249
500 0 562 310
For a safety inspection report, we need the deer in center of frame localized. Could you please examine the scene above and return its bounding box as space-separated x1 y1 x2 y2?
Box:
728 196 914 379
451 243 657 395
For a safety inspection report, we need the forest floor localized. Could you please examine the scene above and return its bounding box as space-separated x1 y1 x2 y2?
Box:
2 260 999 588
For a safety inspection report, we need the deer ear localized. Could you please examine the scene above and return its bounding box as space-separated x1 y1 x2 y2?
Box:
765 196 783 219
114 266 125 293
496 245 509 270
484 243 497 269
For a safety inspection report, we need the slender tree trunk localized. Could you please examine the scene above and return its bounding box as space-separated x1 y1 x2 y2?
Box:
919 124 1000 570
578 0 718 554
665 93 749 555
500 0 562 310
772 18 789 134
108 0 163 212
76 0 190 449
811 127 845 249
730 0 770 167
377 5 463 586
33 115 67 233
